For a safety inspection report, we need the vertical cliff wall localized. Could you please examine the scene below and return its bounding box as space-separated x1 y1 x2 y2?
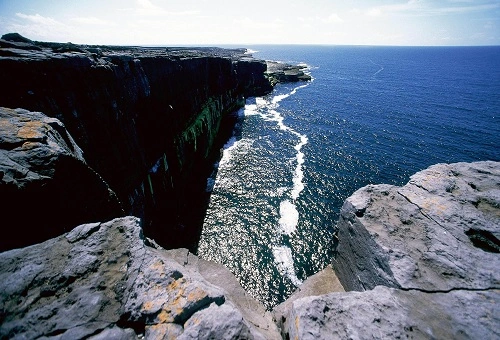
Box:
0 35 273 250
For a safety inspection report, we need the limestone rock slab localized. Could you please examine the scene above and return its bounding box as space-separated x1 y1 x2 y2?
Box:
284 286 499 340
0 216 275 339
333 161 500 292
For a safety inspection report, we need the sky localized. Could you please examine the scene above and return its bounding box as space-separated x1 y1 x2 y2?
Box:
0 0 499 46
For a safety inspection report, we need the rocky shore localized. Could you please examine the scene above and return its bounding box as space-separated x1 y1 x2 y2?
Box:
0 34 498 339
0 33 275 252
265 61 312 86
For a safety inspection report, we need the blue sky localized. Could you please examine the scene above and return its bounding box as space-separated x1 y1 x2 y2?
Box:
0 0 499 46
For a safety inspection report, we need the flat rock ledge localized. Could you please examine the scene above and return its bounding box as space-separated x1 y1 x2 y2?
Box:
0 216 281 339
278 161 500 339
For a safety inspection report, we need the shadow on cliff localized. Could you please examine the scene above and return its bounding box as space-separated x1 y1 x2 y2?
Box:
148 108 244 253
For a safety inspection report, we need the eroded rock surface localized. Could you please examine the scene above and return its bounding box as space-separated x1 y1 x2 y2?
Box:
0 216 279 339
0 107 123 251
265 61 312 85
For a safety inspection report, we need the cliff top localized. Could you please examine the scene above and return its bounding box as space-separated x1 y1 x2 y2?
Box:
0 33 250 61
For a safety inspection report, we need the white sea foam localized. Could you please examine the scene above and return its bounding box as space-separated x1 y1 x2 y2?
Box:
272 93 291 104
219 138 254 167
278 200 299 235
244 104 259 116
255 97 268 107
291 134 308 200
268 109 287 130
272 245 302 286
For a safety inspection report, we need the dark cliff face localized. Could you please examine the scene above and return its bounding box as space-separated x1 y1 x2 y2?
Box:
0 36 273 251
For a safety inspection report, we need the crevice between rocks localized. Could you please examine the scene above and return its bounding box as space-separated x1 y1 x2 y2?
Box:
398 286 499 294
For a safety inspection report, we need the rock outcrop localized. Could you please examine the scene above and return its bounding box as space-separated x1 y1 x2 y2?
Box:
0 107 123 251
0 216 281 339
333 161 500 291
278 161 500 339
0 33 273 251
266 61 312 86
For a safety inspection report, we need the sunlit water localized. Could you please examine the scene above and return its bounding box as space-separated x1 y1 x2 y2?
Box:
198 45 500 309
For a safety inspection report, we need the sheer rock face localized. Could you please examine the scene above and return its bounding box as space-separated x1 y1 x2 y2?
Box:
0 216 280 340
278 161 500 339
0 107 124 251
0 35 273 251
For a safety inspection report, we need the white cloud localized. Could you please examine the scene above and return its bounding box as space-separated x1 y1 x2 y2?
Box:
298 13 343 24
324 13 343 23
137 0 160 10
365 0 500 17
16 13 63 26
123 0 199 17
365 0 421 17
10 13 69 40
432 3 500 14
366 8 382 17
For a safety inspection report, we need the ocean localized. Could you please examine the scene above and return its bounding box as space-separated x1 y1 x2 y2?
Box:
197 45 500 309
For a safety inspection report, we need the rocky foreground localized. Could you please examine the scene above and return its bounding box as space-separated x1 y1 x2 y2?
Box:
281 161 499 339
1 116 498 338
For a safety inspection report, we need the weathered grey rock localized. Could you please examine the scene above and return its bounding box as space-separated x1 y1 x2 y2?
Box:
0 107 124 251
333 161 500 292
166 248 281 339
284 285 500 340
0 216 274 339
179 302 253 339
273 264 344 334
276 161 500 339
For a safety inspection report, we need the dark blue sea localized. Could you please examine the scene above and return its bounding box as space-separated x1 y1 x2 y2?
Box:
198 45 500 309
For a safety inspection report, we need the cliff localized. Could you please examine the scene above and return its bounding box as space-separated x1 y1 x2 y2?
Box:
0 34 273 251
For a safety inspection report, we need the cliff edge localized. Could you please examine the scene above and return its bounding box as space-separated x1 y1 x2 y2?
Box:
0 33 275 251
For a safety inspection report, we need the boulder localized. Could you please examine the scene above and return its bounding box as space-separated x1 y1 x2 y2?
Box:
333 161 500 291
0 107 123 251
0 216 279 339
